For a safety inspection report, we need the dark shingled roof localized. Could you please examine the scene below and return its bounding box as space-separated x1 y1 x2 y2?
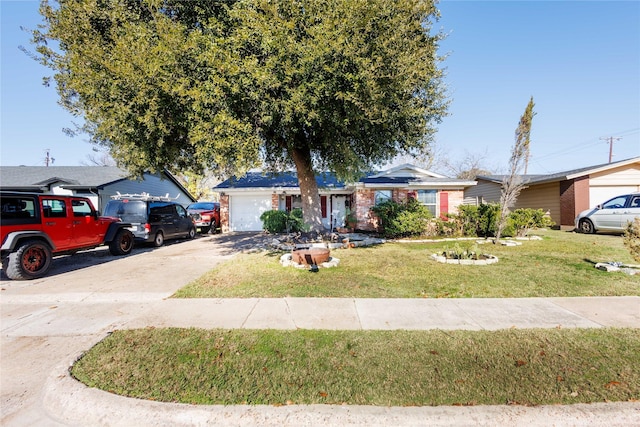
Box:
215 169 475 190
215 171 348 189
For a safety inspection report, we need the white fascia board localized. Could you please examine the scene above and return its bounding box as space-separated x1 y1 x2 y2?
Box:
565 157 640 180
215 187 351 195
369 163 446 179
408 181 477 189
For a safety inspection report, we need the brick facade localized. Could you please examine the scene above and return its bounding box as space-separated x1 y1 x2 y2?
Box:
446 190 465 214
353 189 377 231
219 194 230 233
354 189 467 232
560 176 590 226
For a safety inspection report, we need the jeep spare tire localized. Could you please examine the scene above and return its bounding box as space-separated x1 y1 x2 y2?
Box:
4 239 53 280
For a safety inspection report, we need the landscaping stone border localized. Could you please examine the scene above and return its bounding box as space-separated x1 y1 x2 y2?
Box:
430 253 499 265
280 254 340 269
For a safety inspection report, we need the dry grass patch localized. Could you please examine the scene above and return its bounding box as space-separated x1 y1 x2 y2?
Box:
72 327 640 406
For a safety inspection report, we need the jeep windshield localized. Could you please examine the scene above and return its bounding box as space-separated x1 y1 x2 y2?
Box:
103 200 147 223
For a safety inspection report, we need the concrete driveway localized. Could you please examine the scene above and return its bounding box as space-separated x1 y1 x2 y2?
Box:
1 233 246 425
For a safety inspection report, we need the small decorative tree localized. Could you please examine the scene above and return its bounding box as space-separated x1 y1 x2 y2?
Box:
495 97 536 242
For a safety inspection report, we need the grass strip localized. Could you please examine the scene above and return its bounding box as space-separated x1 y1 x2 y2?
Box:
72 327 640 406
174 231 639 298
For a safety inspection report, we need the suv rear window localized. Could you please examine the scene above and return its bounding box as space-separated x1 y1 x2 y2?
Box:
103 200 147 223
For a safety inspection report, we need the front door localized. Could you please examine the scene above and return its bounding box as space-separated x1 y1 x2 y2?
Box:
331 196 347 230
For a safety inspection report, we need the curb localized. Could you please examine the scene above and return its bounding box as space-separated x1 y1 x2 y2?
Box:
43 356 640 427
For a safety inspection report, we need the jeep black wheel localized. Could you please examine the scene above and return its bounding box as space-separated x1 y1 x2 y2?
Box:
109 229 134 255
153 231 165 247
187 226 196 239
5 240 53 280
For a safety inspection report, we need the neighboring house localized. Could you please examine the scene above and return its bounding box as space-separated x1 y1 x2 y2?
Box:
214 164 476 232
464 157 640 228
0 166 195 212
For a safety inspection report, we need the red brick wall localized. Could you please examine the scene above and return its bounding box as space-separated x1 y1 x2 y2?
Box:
560 176 590 226
354 189 377 231
394 189 410 203
220 194 230 233
574 175 590 216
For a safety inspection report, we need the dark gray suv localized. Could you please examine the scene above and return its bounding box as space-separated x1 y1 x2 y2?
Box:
103 194 196 247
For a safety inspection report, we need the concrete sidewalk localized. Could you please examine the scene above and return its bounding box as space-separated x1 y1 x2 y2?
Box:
121 296 640 331
28 296 640 426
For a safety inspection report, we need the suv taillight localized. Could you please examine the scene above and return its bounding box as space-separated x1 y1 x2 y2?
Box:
144 223 151 233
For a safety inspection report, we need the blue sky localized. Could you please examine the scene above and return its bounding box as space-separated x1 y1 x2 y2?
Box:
1 0 639 174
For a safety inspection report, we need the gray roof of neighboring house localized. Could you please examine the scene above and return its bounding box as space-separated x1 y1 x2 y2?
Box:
0 166 130 190
0 166 193 199
477 157 640 185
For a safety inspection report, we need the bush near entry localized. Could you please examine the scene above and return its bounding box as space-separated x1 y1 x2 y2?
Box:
260 208 305 234
371 199 433 238
372 201 554 239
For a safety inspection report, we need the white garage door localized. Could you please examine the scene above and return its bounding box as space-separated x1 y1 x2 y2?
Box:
229 195 272 231
589 186 638 208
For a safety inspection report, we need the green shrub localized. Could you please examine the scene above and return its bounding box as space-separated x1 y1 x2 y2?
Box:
260 210 289 233
287 208 305 232
371 199 432 238
508 208 555 237
454 205 482 236
477 203 501 237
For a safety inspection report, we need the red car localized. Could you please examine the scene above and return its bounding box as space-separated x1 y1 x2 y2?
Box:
186 202 220 234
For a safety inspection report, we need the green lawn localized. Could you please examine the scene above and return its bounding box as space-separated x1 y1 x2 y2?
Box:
175 230 639 298
72 327 640 406
73 229 639 407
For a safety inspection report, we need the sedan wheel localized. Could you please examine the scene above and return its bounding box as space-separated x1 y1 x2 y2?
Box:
579 219 595 234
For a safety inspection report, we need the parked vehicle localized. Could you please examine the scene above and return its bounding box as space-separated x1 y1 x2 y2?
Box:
1 191 134 280
575 192 640 234
186 202 220 234
103 193 196 247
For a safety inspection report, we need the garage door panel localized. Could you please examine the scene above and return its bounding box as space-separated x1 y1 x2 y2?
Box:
589 187 637 208
230 195 271 231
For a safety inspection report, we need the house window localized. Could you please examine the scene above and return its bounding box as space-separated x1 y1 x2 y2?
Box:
416 190 437 216
375 190 392 205
285 195 302 212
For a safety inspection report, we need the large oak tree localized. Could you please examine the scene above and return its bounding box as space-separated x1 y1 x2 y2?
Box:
34 0 448 230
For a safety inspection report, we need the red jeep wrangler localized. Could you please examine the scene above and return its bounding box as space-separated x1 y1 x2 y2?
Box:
1 192 134 280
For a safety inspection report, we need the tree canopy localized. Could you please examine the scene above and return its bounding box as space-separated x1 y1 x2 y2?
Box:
33 0 448 230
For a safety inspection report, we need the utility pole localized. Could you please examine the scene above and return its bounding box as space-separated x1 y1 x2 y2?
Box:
44 149 55 167
600 136 622 163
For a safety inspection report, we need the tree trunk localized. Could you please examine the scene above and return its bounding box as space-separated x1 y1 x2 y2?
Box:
290 146 324 232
